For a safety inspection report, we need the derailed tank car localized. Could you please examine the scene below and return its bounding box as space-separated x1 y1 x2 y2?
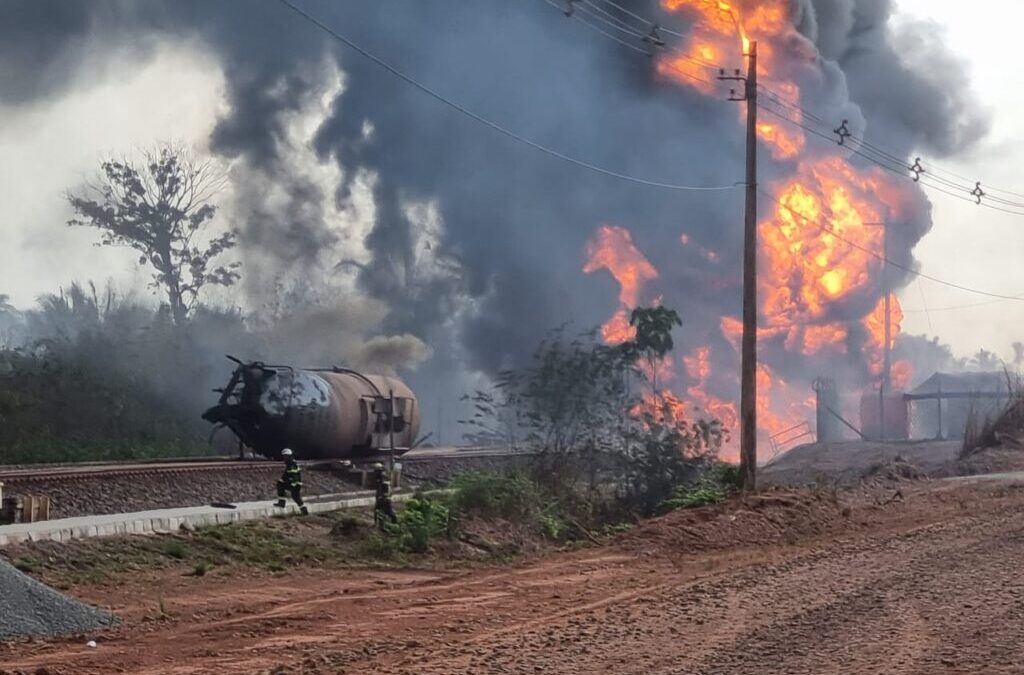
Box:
202 359 420 460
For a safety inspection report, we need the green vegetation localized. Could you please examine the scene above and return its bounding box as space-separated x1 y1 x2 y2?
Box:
660 463 741 512
0 283 251 464
450 472 540 519
380 494 455 554
461 306 725 524
2 463 742 589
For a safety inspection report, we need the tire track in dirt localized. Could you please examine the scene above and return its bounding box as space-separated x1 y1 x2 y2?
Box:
7 482 1024 674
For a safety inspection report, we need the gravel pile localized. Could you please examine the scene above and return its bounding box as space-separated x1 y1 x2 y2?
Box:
0 559 115 640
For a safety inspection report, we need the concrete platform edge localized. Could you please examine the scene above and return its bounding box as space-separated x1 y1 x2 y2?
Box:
0 492 412 547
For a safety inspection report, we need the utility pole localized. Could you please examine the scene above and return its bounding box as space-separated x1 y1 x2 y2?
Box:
721 41 758 490
867 221 890 441
882 220 892 414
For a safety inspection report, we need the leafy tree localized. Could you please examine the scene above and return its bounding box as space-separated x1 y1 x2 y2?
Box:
66 145 240 324
0 294 20 347
459 307 718 513
618 306 682 390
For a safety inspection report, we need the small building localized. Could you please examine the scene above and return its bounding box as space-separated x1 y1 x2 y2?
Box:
904 371 1010 440
859 390 909 441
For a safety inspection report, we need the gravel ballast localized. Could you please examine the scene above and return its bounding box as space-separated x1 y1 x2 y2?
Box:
1 455 530 519
0 559 115 640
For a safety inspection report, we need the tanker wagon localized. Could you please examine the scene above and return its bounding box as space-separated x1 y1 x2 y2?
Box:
202 358 421 461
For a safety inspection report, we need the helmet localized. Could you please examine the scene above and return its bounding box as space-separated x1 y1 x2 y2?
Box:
372 462 384 470
281 448 293 457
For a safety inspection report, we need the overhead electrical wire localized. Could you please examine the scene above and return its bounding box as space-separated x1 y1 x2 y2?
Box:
563 0 1024 204
757 187 1024 302
755 101 1024 216
541 0 1024 316
901 296 1024 313
282 0 1024 306
756 86 1024 206
277 0 742 192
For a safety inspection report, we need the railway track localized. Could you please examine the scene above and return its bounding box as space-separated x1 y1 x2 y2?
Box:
0 447 530 484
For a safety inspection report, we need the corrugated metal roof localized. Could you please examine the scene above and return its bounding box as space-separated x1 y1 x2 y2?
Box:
908 371 1009 396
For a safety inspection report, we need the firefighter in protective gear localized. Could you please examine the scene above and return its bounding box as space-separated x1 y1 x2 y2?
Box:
373 462 397 527
275 448 308 515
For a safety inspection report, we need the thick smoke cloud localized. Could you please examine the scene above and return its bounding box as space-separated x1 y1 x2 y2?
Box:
802 0 990 156
0 0 991 436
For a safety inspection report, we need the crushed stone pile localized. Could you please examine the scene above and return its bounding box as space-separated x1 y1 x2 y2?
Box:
0 559 115 640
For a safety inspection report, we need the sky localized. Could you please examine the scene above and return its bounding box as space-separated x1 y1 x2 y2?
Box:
892 0 1024 359
0 1 1021 364
0 38 226 308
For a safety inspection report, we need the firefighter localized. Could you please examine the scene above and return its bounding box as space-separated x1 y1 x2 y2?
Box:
373 462 397 527
275 448 308 515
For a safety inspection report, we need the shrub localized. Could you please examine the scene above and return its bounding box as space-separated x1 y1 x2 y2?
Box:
365 494 454 557
161 540 188 560
660 464 738 512
661 482 728 511
362 531 404 560
540 514 564 540
392 495 453 554
190 561 211 577
450 472 539 519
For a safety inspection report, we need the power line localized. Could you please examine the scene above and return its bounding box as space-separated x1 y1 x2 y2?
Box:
552 0 651 54
754 87 1024 205
539 4 1024 313
579 0 647 39
277 0 742 192
557 0 1024 209
756 101 1024 216
902 296 1024 313
758 187 1024 301
572 0 1024 203
916 280 934 333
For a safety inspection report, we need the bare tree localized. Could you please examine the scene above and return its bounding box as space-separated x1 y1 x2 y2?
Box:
67 144 240 324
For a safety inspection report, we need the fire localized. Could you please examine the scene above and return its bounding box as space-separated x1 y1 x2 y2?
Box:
638 354 676 388
762 157 894 326
657 0 801 159
863 295 913 389
684 345 738 449
581 1 920 458
681 233 721 263
583 225 658 344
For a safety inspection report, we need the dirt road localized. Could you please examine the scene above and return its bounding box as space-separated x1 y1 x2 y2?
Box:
5 479 1024 674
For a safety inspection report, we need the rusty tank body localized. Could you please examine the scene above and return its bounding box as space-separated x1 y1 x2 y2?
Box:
202 359 421 460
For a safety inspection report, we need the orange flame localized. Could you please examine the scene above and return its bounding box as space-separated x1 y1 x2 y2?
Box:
657 0 801 158
583 1 918 457
583 225 659 344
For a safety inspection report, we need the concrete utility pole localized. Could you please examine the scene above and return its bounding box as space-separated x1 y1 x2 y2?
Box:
865 221 890 441
882 220 892 402
721 41 758 490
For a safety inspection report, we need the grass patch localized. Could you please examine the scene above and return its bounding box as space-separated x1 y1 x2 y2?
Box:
450 472 540 520
189 561 211 577
660 463 740 512
161 540 189 560
11 556 39 573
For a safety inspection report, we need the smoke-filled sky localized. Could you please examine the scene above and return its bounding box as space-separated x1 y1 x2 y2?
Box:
886 0 1024 356
0 0 1019 441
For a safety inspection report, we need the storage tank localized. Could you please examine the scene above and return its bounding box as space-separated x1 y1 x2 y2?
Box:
202 359 421 460
859 390 908 441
